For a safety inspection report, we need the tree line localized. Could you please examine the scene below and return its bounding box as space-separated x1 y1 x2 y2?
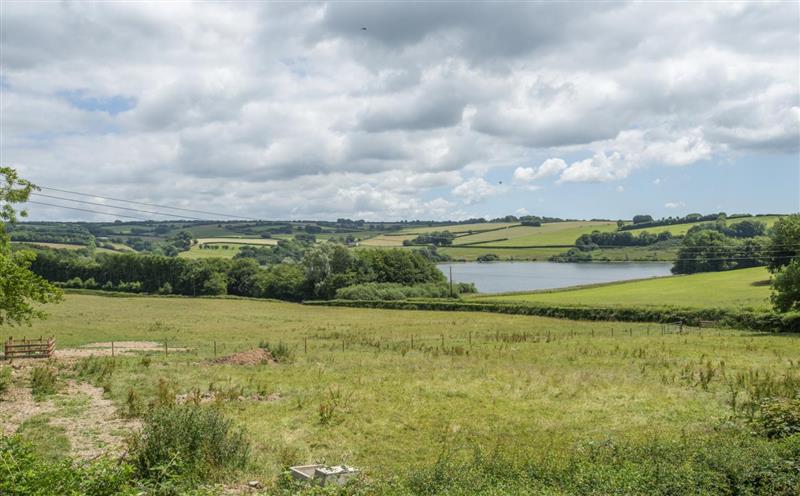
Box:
620 212 728 231
27 243 450 302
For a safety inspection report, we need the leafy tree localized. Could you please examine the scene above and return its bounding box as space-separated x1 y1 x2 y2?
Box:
632 214 653 224
405 231 456 246
0 167 62 326
254 263 306 301
727 219 766 238
202 272 228 296
766 214 800 272
672 231 736 274
771 259 800 312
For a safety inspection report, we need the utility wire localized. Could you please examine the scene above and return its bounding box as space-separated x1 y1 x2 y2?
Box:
26 201 148 221
31 193 212 221
38 185 253 220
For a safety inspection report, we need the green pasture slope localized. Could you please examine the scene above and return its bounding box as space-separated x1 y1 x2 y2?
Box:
474 266 772 309
452 221 617 247
4 292 800 489
622 215 784 236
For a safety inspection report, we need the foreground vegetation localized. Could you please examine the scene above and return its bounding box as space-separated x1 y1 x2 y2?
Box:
2 294 799 494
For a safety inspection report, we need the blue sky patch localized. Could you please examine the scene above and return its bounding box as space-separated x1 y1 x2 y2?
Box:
60 90 136 115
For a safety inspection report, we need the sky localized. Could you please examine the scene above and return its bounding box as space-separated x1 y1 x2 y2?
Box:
1 1 799 222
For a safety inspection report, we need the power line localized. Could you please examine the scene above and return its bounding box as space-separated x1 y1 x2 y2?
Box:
31 193 211 221
26 201 148 221
38 185 253 220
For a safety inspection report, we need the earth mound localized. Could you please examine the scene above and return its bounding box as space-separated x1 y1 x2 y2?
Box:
211 348 275 365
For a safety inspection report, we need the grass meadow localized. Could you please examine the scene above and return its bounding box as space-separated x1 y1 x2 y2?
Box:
4 293 798 485
452 221 618 247
474 267 772 309
179 244 244 259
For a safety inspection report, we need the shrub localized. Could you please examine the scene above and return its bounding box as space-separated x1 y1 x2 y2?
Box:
0 437 135 496
30 366 57 398
335 282 466 301
158 282 173 295
476 254 499 263
129 405 250 485
756 397 800 439
259 341 293 363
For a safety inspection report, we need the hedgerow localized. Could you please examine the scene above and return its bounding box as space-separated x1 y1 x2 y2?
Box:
305 299 800 333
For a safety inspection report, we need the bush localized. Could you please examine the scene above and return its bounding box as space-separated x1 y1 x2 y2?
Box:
129 405 250 485
476 254 499 263
335 282 464 301
30 367 57 398
158 282 173 295
757 397 800 439
771 259 800 312
259 341 293 362
0 437 135 496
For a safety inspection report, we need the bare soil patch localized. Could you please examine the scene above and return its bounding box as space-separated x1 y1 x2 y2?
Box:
53 341 188 359
49 380 140 460
0 368 56 436
211 348 276 366
0 362 138 459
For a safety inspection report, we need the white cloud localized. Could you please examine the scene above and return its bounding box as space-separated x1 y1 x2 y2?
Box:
513 158 567 183
452 177 497 204
616 185 625 193
558 152 630 183
664 201 685 209
553 129 715 184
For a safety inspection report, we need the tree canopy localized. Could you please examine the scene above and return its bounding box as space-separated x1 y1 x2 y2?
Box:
0 167 63 326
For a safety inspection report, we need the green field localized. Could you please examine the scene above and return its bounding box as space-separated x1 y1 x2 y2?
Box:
12 241 86 250
196 237 278 246
474 267 772 309
453 221 617 247
397 222 519 235
179 244 244 259
2 294 798 491
359 234 418 247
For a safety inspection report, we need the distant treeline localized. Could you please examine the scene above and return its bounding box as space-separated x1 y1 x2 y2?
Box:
576 230 674 249
620 212 768 231
26 245 451 301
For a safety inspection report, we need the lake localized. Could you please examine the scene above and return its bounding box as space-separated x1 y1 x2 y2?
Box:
437 262 673 293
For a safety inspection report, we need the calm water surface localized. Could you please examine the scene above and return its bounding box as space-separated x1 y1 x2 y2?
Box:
437 262 672 293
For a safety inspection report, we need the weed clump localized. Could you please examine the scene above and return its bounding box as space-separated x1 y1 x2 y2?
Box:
0 437 135 495
0 366 11 395
129 404 250 486
258 341 293 363
30 366 57 398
